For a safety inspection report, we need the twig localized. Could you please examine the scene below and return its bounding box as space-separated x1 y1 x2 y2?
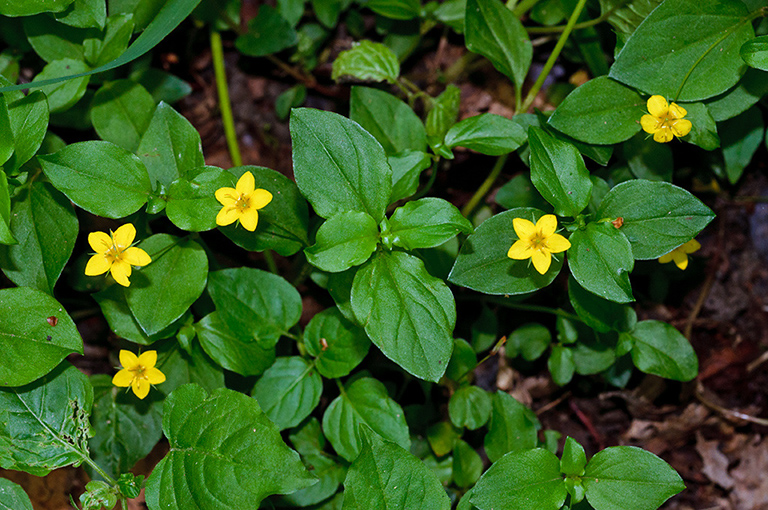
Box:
696 383 768 426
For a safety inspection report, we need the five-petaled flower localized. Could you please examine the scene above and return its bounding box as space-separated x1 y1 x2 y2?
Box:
112 350 165 399
85 223 151 287
215 171 273 231
507 214 571 274
640 95 692 143
658 239 700 270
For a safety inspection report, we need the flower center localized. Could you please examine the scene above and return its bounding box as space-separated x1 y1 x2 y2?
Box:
132 365 147 379
530 233 547 249
235 193 250 211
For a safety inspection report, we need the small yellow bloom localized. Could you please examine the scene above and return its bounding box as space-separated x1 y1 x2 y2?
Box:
507 214 571 274
84 224 151 287
112 350 166 399
658 239 701 270
215 171 273 231
640 95 692 143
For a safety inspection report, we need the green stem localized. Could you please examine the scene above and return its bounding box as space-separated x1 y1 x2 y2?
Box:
210 30 243 167
526 0 631 34
263 249 279 274
410 158 440 201
512 0 543 18
520 0 589 112
455 336 506 384
673 8 766 101
461 154 508 217
82 456 116 485
474 295 584 323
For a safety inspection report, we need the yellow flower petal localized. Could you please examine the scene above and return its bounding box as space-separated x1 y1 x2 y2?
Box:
236 171 255 195
668 102 687 119
119 350 140 370
215 187 238 206
546 233 571 253
512 218 536 240
640 114 660 135
537 214 558 237
110 260 132 287
646 95 669 118
671 119 692 138
653 129 673 143
145 367 166 385
112 368 134 387
123 247 151 267
112 224 136 249
85 254 111 276
239 208 259 231
216 206 239 227
132 378 150 399
658 252 674 264
138 350 157 369
88 231 113 253
531 249 552 274
507 240 533 260
681 239 701 254
671 250 689 270
249 188 273 210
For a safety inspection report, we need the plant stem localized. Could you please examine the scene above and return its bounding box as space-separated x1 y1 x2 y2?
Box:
210 30 243 167
526 0 630 34
512 0 543 18
82 455 116 485
263 249 279 274
410 158 441 201
461 154 508 217
520 0 589 112
469 295 584 323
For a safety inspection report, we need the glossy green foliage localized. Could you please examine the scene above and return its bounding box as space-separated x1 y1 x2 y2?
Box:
235 5 297 57
624 320 698 381
305 211 379 272
445 113 527 155
568 222 635 303
331 41 400 83
350 86 427 155
0 478 33 510
251 356 323 430
304 307 370 378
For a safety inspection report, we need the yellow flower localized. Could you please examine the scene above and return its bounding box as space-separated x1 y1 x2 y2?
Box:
112 350 166 399
507 214 571 274
84 224 151 287
215 171 273 231
658 239 701 270
640 95 692 143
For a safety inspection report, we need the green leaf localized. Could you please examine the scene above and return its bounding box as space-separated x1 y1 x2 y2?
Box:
622 133 673 182
568 222 634 303
138 101 205 188
342 426 450 509
131 67 193 104
235 5 297 57
720 106 764 184
0 0 203 94
122 234 207 336
155 339 225 394
23 14 90 63
351 251 455 382
0 170 11 246
291 108 392 222
561 437 587 476
598 0 661 50
449 386 491 430
681 102 719 151
465 0 532 90
0 0 74 16
384 197 472 250
195 312 276 377
55 0 107 29
528 127 592 217
322 377 410 462
434 0 466 32
0 478 33 510
0 182 77 294
471 448 567 510
207 267 302 346
364 0 421 20
280 450 346 507
33 59 90 113
453 439 483 488
84 13 134 67
90 79 155 152
548 76 645 144
166 166 232 232
597 180 715 259
426 421 461 457
304 307 371 378
740 35 768 71
0 363 91 476
507 323 551 360
389 150 431 204
705 68 768 122
275 84 307 120
548 345 575 385
252 357 322 430
627 320 698 381
608 0 754 101
445 113 527 155
449 208 563 295
88 374 163 479
583 446 685 510
426 85 460 155
483 391 539 462
145 384 316 509
568 276 637 333
39 140 151 218
350 86 427 155
5 91 49 172
495 173 550 211
220 166 310 256
0 97 13 167
0 288 83 387
444 338 476 381
331 40 400 83
312 0 342 27
305 211 380 273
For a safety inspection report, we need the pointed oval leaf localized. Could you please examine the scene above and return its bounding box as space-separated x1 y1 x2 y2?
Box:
484 391 540 462
350 86 427 155
5 91 49 173
386 197 473 250
740 35 768 71
448 386 491 430
195 312 276 377
331 41 400 83
166 166 231 232
304 307 371 379
568 223 634 303
305 211 380 273
145 384 316 509
251 356 323 430
0 288 83 387
445 113 527 155
0 478 33 510
90 79 155 151
628 320 698 381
